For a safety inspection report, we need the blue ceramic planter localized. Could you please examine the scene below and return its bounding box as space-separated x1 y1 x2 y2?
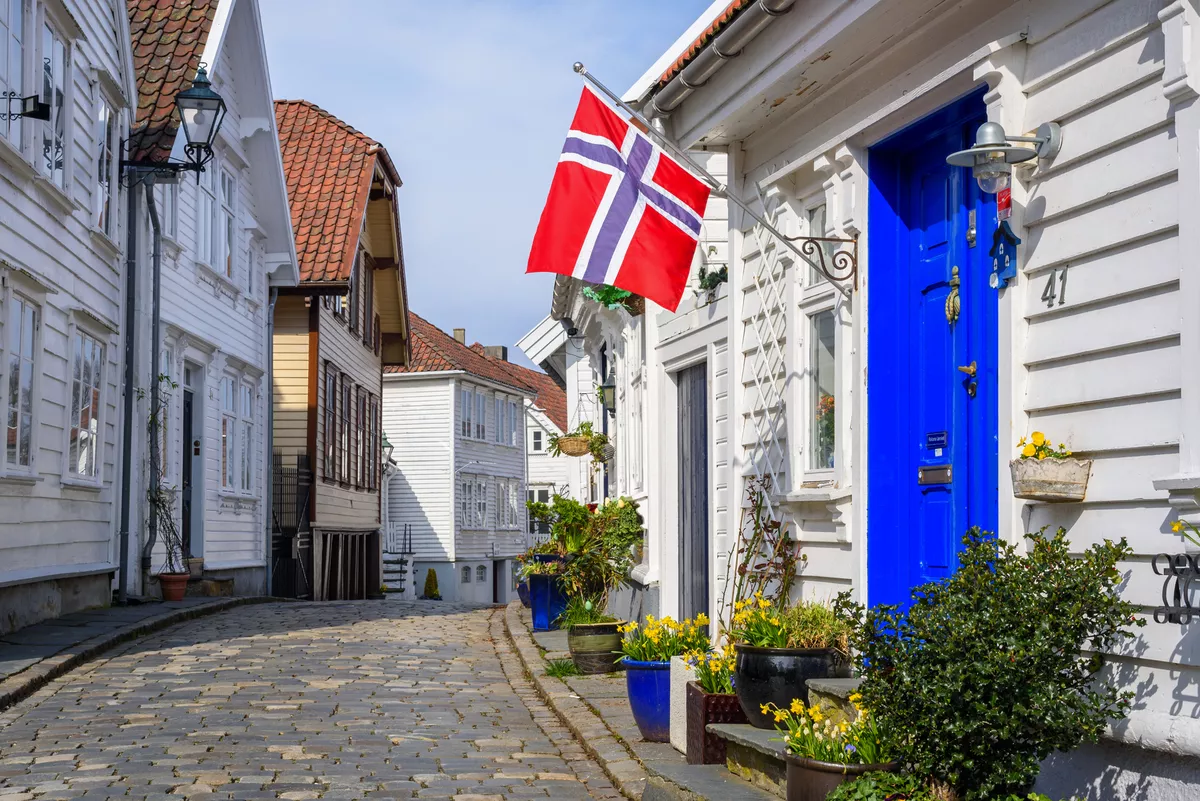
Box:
517 581 531 608
529 572 567 631
623 658 671 742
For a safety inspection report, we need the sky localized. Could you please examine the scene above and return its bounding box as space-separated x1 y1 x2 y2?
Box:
258 0 714 368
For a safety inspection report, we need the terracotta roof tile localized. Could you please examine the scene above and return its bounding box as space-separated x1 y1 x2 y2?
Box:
658 0 749 86
275 99 381 284
386 313 537 396
127 0 219 163
494 359 567 433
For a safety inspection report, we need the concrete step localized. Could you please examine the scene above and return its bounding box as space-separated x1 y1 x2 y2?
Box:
808 677 862 723
643 760 777 801
706 724 787 798
183 576 234 598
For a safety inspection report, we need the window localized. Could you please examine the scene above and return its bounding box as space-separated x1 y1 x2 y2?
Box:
340 375 351 484
476 565 487 583
1 0 25 147
460 386 473 437
530 429 543 453
367 394 379 491
68 329 102 478
323 362 337 481
239 383 253 492
158 183 178 240
476 477 487 527
509 401 519 447
39 20 66 188
497 478 509 527
475 392 486 440
498 480 518 528
220 377 235 489
494 396 504 444
809 310 836 470
94 99 116 236
198 163 218 266
373 314 381 356
348 254 359 335
355 387 366 489
460 475 475 528
527 488 551 538
220 169 236 278
6 294 37 469
461 565 471 584
361 261 374 348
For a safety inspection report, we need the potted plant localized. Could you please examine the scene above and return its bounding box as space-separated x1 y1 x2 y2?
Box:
520 545 568 631
824 773 937 801
559 597 624 674
1010 432 1090 502
582 283 645 316
548 420 610 463
729 595 851 729
685 643 748 764
765 693 896 801
841 528 1145 801
152 485 189 601
421 568 442 600
619 614 710 742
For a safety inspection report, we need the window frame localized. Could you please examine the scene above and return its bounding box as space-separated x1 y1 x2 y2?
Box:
65 323 106 482
158 182 178 241
4 289 40 475
476 564 487 583
460 386 473 438
37 13 69 190
475 391 486 440
219 167 237 279
348 252 360 336
0 0 27 150
93 93 117 238
219 375 236 490
475 476 487 528
461 565 471 584
157 344 173 487
339 374 351 485
361 259 374 349
197 160 219 267
509 400 519 447
494 396 504 444
323 361 337 483
238 381 253 494
529 428 543 454
460 473 474 529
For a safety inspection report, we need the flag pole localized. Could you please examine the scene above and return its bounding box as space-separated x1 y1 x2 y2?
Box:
572 62 853 299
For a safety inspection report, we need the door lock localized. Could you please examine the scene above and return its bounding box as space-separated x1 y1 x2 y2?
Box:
957 361 977 377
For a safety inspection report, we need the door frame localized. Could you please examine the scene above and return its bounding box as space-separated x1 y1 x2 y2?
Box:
183 361 205 559
865 87 999 608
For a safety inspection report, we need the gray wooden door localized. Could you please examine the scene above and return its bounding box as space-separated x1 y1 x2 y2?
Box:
678 363 709 620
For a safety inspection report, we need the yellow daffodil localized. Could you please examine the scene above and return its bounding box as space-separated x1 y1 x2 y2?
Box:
790 699 804 714
1174 521 1185 533
1021 444 1036 458
774 710 788 723
1031 431 1046 446
1018 436 1027 446
760 703 771 715
617 498 626 508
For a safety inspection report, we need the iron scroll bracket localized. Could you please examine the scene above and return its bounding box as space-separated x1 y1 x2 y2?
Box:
1152 552 1200 624
780 233 859 291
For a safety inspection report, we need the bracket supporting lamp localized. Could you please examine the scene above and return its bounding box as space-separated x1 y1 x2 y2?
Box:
1 91 50 122
946 121 1062 194
121 64 227 184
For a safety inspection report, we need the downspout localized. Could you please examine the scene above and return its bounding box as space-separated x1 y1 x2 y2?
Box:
117 179 141 604
648 0 796 119
265 287 279 594
141 178 162 574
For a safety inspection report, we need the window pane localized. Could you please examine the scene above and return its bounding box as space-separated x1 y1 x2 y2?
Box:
69 331 103 477
810 310 836 470
2 0 24 147
806 205 834 287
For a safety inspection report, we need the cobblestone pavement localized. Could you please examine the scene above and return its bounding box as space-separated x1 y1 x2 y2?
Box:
0 601 622 800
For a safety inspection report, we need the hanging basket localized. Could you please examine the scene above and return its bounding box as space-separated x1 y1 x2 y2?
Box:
1011 457 1091 502
557 436 592 457
623 295 645 316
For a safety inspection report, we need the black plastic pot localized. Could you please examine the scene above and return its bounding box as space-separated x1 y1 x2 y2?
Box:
733 645 850 729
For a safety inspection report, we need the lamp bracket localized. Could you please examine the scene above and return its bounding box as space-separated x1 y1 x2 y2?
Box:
1 91 50 122
780 234 860 290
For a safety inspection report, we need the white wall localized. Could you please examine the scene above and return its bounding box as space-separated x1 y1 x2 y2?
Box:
384 376 453 560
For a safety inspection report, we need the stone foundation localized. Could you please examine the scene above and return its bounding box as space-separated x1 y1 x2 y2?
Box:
0 572 112 635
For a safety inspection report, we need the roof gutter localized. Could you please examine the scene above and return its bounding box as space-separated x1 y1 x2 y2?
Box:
648 0 796 119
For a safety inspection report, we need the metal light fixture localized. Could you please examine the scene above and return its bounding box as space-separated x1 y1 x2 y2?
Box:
1 91 50 122
598 374 616 412
382 433 394 464
946 121 1062 194
174 65 226 175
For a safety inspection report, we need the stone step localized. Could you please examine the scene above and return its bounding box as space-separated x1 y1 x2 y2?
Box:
184 576 235 598
706 724 787 798
808 677 862 723
643 760 777 801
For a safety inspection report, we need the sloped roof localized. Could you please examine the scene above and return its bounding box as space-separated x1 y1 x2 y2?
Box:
127 0 219 163
274 99 382 284
469 344 567 432
386 313 535 395
658 0 748 86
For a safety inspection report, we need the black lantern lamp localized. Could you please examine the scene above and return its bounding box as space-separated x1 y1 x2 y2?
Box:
174 65 226 175
598 373 616 413
382 433 395 464
946 121 1061 195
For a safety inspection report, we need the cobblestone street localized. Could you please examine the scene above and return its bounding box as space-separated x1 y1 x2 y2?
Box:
0 602 621 800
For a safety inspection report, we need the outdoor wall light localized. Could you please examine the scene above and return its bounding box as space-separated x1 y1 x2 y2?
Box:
382 433 394 464
122 64 227 183
598 374 616 412
946 121 1062 194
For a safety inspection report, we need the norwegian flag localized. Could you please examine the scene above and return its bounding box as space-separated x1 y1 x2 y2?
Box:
527 87 711 312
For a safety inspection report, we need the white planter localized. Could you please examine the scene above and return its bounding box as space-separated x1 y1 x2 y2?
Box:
1010 458 1092 502
669 655 697 754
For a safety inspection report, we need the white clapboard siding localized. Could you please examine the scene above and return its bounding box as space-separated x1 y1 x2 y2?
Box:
385 378 453 560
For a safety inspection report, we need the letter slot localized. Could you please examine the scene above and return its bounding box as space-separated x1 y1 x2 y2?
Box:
919 464 953 485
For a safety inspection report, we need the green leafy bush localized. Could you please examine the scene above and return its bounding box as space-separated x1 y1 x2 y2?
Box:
556 596 617 629
840 528 1144 800
825 772 934 801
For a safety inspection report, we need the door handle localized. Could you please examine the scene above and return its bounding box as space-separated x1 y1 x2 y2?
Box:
957 361 977 377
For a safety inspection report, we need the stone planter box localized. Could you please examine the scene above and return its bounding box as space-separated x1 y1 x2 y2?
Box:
1011 457 1091 502
685 681 748 765
669 654 697 753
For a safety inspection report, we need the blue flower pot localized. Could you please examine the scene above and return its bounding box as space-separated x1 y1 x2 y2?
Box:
529 573 567 631
623 658 671 742
517 580 531 608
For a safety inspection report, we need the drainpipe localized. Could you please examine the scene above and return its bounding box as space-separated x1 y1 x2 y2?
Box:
117 179 141 604
265 286 278 594
648 0 796 119
141 178 162 573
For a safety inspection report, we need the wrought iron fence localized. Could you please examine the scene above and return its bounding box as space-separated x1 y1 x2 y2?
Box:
272 452 313 599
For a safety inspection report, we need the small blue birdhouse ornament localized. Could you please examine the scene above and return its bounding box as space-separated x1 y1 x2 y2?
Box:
989 220 1021 289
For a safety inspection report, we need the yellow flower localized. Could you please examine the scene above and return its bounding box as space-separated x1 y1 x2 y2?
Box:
1018 436 1027 446
790 699 804 714
695 613 710 626
758 598 771 610
760 703 771 715
1173 521 1185 534
774 710 787 723
1037 452 1047 460
809 706 824 723
1031 431 1046 446
617 498 626 508
1021 444 1036 457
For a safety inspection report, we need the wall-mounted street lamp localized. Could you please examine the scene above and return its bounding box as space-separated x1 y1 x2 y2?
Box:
382 433 395 464
121 65 227 184
946 121 1062 194
598 373 616 413
1 91 50 122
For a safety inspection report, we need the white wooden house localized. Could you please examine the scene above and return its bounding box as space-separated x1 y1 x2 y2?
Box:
0 0 137 633
127 0 298 596
514 316 571 535
382 315 538 604
540 0 1200 794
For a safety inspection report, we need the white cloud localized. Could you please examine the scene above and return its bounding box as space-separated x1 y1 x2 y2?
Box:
259 0 713 365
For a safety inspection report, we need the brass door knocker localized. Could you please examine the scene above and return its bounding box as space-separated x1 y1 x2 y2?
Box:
945 266 961 326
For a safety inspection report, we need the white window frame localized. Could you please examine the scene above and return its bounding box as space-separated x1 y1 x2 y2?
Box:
460 386 473 438
65 323 105 482
158 182 178 241
475 476 487 528
529 428 543 454
238 381 253 493
475 391 486 440
37 11 69 190
4 287 40 475
220 376 236 490
220 167 237 279
527 487 551 538
93 93 117 238
0 0 27 150
494 396 504 444
509 400 519 447
476 564 487 583
198 162 219 267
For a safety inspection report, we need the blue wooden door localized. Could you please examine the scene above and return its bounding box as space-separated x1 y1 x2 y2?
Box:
867 92 998 609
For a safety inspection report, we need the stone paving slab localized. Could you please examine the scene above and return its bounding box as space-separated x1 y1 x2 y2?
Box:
0 597 268 712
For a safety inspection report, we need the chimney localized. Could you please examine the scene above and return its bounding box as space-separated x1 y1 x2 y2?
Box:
453 328 466 344
484 345 508 362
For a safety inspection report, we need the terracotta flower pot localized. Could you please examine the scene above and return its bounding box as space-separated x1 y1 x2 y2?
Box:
784 755 898 801
685 681 748 764
158 573 189 601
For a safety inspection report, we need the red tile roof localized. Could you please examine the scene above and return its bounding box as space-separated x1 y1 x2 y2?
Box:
127 0 219 163
274 99 382 284
386 313 536 395
657 0 749 86
469 344 568 433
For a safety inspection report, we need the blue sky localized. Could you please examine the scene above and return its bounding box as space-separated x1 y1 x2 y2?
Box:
258 0 713 366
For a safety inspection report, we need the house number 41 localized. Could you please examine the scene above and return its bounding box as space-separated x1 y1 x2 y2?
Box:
1041 266 1069 308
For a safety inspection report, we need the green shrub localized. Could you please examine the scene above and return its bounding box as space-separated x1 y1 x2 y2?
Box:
556 596 617 629
840 528 1143 800
422 569 441 600
825 772 934 801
